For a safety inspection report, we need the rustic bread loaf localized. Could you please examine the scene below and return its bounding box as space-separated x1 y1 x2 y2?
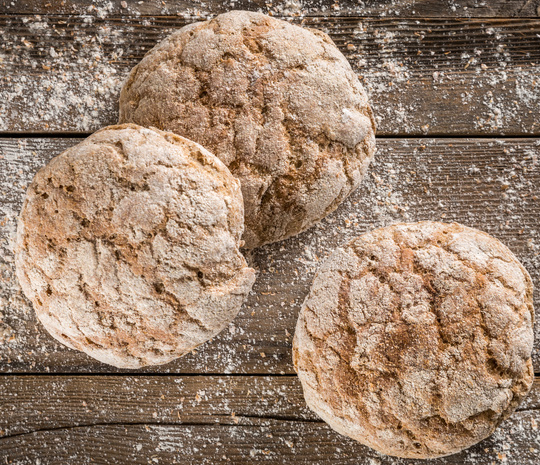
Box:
15 124 256 368
119 10 376 249
293 221 534 458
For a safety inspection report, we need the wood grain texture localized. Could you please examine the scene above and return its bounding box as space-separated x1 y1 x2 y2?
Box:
1 137 538 374
1 419 538 465
2 0 540 18
2 3 540 464
0 375 539 464
2 375 539 437
0 375 315 437
1 15 539 136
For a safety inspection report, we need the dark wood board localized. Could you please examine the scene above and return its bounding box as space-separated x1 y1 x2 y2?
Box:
2 375 539 436
1 15 540 136
0 375 539 464
1 418 538 465
2 0 540 18
2 3 540 463
2 137 539 374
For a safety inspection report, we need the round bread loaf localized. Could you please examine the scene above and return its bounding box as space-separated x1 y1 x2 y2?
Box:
293 221 534 458
15 124 256 368
119 10 376 249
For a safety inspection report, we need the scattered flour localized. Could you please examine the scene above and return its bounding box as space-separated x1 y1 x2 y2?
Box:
0 6 539 464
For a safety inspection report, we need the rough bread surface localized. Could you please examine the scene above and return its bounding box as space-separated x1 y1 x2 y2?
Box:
293 221 534 458
119 10 376 249
14 124 256 369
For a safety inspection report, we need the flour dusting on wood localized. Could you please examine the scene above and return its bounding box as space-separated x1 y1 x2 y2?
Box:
1 6 540 464
1 16 539 135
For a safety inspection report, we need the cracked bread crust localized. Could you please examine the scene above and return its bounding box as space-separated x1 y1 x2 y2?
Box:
118 10 376 249
14 124 256 369
292 221 534 458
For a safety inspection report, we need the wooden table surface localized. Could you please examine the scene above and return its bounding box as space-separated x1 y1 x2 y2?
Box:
1 1 540 463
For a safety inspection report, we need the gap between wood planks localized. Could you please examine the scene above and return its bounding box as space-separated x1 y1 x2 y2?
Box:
1 372 540 377
1 133 540 139
2 0 540 19
0 372 299 377
2 14 540 19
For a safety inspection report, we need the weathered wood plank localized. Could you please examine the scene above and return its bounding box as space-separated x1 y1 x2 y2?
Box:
2 0 540 18
0 375 310 438
1 375 539 438
0 413 539 464
0 376 314 437
1 16 539 135
1 375 539 463
1 137 538 374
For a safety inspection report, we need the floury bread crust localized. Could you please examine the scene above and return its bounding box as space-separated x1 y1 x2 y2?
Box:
119 10 376 249
15 124 256 368
293 221 534 458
